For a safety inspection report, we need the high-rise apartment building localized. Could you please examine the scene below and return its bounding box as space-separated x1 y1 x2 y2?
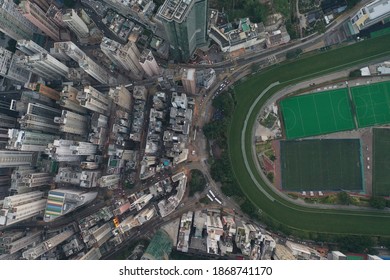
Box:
157 0 208 61
54 110 89 136
18 102 61 133
100 38 143 78
0 191 46 226
46 139 97 162
7 129 57 152
0 0 39 41
22 228 75 259
79 247 102 260
0 231 42 254
46 4 66 28
108 85 132 110
139 49 160 77
58 85 88 114
55 167 101 188
181 68 196 94
16 53 69 81
19 0 60 41
77 86 110 114
16 39 48 56
0 151 35 168
4 53 32 84
63 9 89 39
44 189 97 222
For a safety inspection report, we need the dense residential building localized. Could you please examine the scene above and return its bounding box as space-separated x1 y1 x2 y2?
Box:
63 9 90 39
108 85 132 110
18 102 61 133
0 0 39 41
0 191 46 226
100 38 143 78
7 129 57 152
55 167 101 188
157 0 208 61
139 49 160 77
16 53 69 80
181 68 196 94
46 140 98 162
59 85 88 114
0 231 42 254
0 47 13 77
4 54 32 84
43 189 97 222
54 110 89 136
77 85 110 114
16 39 48 56
52 41 115 85
79 247 102 260
18 0 60 41
0 151 35 168
46 4 66 28
22 228 75 259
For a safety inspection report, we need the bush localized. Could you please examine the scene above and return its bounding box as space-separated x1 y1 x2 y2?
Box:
369 196 387 209
189 169 206 196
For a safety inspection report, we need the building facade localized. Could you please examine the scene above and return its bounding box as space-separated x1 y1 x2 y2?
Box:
157 0 208 62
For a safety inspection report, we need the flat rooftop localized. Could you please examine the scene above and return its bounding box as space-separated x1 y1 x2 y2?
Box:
158 0 193 22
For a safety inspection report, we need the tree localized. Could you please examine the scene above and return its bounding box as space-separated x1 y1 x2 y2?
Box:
369 196 387 209
337 191 352 205
6 39 17 52
188 169 206 196
337 235 376 253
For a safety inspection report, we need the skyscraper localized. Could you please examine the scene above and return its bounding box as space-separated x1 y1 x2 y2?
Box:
0 151 35 168
139 49 160 77
181 68 196 94
157 0 208 62
0 0 39 41
0 191 46 226
63 9 89 39
19 0 60 41
16 53 69 81
100 38 143 78
16 39 48 56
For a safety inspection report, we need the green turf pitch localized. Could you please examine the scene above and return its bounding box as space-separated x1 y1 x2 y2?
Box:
373 128 390 197
281 139 363 192
280 89 355 139
351 81 390 128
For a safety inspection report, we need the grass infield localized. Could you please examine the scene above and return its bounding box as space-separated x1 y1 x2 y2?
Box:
373 128 390 197
351 81 390 128
280 89 355 139
280 139 363 192
228 34 390 235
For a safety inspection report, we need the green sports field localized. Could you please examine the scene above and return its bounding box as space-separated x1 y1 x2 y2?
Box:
373 128 390 197
280 89 355 139
351 81 390 128
280 139 363 192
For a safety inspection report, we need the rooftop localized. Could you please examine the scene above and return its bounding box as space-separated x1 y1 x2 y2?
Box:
158 0 193 22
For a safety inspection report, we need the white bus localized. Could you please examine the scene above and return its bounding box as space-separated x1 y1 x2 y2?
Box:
206 194 214 201
215 198 222 205
208 190 216 198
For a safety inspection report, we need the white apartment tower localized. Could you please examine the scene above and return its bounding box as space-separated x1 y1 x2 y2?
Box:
139 49 160 77
63 9 89 39
16 39 48 56
7 129 57 151
17 53 69 80
77 85 109 114
54 110 89 136
0 0 39 40
181 68 196 95
18 102 61 133
0 191 46 226
100 38 143 77
46 139 97 162
0 151 35 168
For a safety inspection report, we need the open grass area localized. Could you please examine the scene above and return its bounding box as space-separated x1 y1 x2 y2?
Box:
351 81 390 128
280 139 363 192
228 34 390 236
280 89 355 139
372 128 390 197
